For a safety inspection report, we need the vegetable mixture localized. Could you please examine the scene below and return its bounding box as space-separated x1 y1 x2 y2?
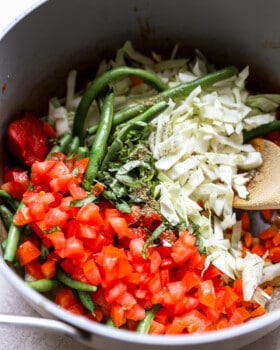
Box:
2 41 280 335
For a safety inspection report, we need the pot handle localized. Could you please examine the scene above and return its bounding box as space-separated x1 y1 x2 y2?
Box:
0 313 91 344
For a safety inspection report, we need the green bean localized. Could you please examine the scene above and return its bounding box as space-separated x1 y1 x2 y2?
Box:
136 305 160 334
0 190 20 211
101 101 168 169
56 269 97 292
118 101 168 138
65 135 80 155
74 67 168 140
158 66 238 100
142 223 166 259
26 279 60 292
83 91 114 190
77 290 96 315
46 133 73 159
0 205 13 229
87 103 149 136
243 119 280 142
85 66 237 140
76 146 88 160
105 317 116 327
3 202 25 262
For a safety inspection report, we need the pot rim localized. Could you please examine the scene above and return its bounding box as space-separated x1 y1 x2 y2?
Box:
0 0 47 41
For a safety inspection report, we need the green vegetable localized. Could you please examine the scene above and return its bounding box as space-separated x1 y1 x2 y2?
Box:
136 305 160 334
0 205 14 229
159 66 238 101
101 101 168 169
46 133 73 159
87 103 149 136
65 135 80 155
3 202 25 262
243 120 280 142
26 279 60 292
83 91 114 190
77 290 96 316
56 269 97 292
74 67 168 140
0 190 20 211
142 223 166 259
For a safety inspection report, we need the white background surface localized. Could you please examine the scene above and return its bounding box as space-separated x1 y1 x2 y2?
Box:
0 1 280 349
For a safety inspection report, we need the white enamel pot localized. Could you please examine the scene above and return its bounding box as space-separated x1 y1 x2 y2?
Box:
0 1 280 349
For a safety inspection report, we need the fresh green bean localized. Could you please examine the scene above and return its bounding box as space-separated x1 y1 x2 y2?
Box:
3 202 25 262
56 269 97 292
142 223 166 259
0 190 20 211
26 279 60 292
0 205 13 229
46 133 73 159
76 146 89 160
77 290 96 315
118 101 168 138
100 138 123 168
158 66 238 101
87 103 149 136
136 305 160 334
105 317 116 327
85 66 237 140
243 119 280 142
65 135 80 155
101 101 168 169
74 67 168 140
83 91 114 190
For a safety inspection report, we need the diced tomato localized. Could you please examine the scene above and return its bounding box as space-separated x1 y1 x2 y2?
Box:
55 287 78 309
47 230 66 250
76 202 104 226
1 167 29 200
125 303 146 321
41 259 57 279
83 258 102 285
108 216 130 239
16 240 41 266
44 207 69 229
198 280 216 309
24 259 44 279
111 303 127 328
63 236 85 259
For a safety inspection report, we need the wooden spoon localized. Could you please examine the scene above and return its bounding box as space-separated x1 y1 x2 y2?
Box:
233 138 280 210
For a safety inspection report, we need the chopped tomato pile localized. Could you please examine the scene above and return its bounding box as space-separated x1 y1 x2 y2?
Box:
1 152 268 334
